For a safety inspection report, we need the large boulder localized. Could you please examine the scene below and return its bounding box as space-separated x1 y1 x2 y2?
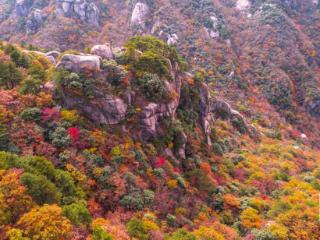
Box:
56 54 101 73
90 44 114 59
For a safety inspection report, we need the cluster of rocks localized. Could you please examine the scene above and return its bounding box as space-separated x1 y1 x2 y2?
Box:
15 0 33 17
54 43 183 136
26 9 46 34
14 0 46 33
56 0 99 26
52 43 260 159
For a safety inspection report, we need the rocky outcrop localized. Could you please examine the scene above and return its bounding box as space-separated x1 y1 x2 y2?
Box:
167 34 179 46
205 15 220 39
56 54 101 72
62 94 127 125
199 82 260 143
140 61 183 139
56 0 99 25
199 83 213 146
211 98 260 141
305 99 320 118
15 0 33 17
26 9 46 34
90 44 114 59
130 2 149 29
46 51 61 59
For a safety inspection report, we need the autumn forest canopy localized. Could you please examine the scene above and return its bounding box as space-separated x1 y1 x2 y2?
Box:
0 0 320 240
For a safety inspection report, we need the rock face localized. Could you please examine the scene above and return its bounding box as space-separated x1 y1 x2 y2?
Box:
199 83 260 144
130 2 149 28
140 62 183 139
62 94 127 125
205 15 220 39
167 34 179 46
46 51 61 59
306 99 320 118
26 9 46 34
15 0 33 17
211 98 260 141
56 54 101 72
56 0 99 25
199 83 214 146
55 49 259 156
90 44 114 59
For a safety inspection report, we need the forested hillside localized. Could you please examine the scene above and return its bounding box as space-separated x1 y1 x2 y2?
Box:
0 0 319 239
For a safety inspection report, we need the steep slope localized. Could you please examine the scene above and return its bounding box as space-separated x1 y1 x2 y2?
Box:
0 0 319 145
0 36 319 239
1 0 320 239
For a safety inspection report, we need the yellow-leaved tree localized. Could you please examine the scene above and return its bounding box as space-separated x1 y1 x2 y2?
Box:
9 204 72 240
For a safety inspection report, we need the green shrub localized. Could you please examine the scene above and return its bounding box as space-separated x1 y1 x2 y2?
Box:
136 73 170 102
92 226 113 240
0 151 19 170
143 189 155 205
16 156 56 181
133 51 170 78
252 229 277 240
54 71 95 98
166 214 177 227
126 217 149 240
28 62 45 80
51 127 70 148
120 189 154 210
62 202 92 226
20 172 61 205
20 76 42 95
213 142 224 156
185 169 216 193
8 49 30 68
120 192 144 210
102 60 128 86
165 229 196 240
0 62 22 89
0 124 10 151
154 168 164 177
84 151 104 166
231 117 247 134
54 169 84 204
266 129 282 140
124 35 186 78
20 107 41 121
